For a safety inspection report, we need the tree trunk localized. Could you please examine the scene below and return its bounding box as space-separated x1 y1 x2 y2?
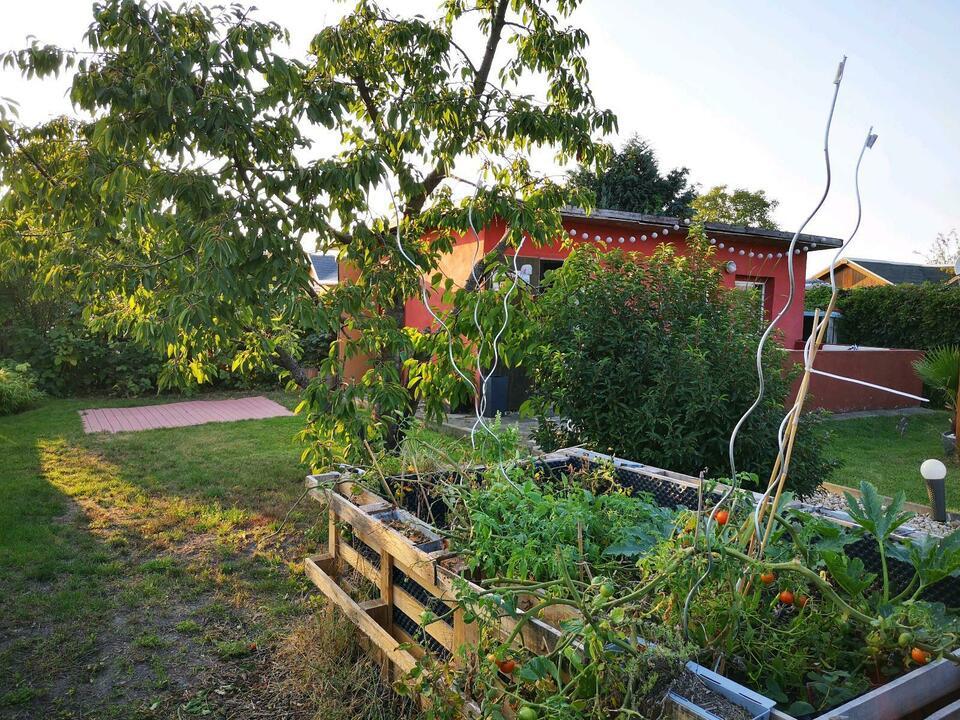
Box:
275 346 310 389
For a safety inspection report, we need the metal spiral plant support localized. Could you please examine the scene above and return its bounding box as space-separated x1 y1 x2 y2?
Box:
387 172 524 487
682 56 847 639
751 126 879 561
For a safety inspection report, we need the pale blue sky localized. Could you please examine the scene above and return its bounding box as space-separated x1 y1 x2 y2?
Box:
3 1 957 275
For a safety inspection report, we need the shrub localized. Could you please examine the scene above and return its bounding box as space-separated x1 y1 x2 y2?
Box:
3 318 162 397
806 284 960 350
523 239 838 496
0 360 44 415
531 416 584 452
914 345 960 439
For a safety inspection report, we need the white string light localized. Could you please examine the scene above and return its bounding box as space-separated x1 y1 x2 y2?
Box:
568 228 810 266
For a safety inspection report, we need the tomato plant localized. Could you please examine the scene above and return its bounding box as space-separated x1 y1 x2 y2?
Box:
386 464 960 718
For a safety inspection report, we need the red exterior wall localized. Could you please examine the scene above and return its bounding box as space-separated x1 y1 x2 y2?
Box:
405 216 810 348
785 348 924 413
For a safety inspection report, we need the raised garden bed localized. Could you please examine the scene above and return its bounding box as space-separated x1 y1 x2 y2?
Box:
304 449 960 719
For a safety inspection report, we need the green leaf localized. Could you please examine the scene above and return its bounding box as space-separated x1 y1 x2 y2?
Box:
787 701 816 716
517 656 559 684
845 482 915 541
821 550 876 596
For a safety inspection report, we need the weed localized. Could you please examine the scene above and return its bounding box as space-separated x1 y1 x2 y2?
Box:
135 633 166 649
215 640 256 659
175 620 201 634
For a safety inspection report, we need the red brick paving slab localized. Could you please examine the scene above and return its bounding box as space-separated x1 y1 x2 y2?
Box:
79 396 293 434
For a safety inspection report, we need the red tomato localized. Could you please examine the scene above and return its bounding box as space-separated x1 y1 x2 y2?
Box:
715 509 729 526
779 590 794 605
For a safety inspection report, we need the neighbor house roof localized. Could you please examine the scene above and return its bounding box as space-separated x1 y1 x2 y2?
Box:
813 257 952 285
307 253 339 285
560 206 844 249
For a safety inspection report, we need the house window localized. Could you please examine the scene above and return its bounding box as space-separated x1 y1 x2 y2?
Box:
734 278 769 321
513 257 564 290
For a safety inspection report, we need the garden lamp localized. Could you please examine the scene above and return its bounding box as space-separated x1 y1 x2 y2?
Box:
921 458 948 522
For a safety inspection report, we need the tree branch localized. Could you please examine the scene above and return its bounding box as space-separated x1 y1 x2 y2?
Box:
275 345 310 389
473 0 510 96
351 74 380 124
401 0 509 221
463 226 510 293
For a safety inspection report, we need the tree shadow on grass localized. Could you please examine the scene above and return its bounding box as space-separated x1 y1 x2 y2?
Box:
1 437 252 718
2 398 412 719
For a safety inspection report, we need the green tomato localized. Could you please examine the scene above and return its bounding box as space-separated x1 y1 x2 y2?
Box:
599 582 615 599
517 707 538 720
898 632 914 647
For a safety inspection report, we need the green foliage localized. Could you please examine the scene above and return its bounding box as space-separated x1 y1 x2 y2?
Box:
471 413 523 463
4 316 161 397
814 284 960 350
0 360 44 415
690 184 779 228
1 0 616 466
457 464 678 581
567 135 696 217
523 236 838 496
434 463 960 714
531 416 583 452
913 345 960 419
803 283 833 311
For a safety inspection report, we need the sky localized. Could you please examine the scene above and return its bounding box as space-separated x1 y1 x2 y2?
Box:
2 1 958 277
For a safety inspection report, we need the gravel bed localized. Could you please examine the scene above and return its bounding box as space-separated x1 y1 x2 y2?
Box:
804 489 960 538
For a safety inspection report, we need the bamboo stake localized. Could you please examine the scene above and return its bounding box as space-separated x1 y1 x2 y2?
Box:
754 298 837 559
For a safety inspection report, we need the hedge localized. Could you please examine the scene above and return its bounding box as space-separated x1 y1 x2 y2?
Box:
805 283 960 351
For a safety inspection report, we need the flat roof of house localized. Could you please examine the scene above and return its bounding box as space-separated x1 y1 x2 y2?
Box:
560 206 843 249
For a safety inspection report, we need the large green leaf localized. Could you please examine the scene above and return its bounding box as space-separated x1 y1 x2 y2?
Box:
844 482 915 541
820 550 876 596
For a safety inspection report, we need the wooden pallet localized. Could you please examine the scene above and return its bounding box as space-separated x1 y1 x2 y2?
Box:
302 470 566 696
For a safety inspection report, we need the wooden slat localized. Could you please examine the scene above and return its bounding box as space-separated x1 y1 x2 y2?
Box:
334 479 385 507
328 490 442 588
359 598 390 627
380 549 394 633
328 491 338 558
336 539 381 586
452 607 479 665
393 585 454 650
436 566 564 654
304 556 417 675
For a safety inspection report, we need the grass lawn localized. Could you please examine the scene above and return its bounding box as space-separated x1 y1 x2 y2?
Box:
825 410 960 511
0 391 415 720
